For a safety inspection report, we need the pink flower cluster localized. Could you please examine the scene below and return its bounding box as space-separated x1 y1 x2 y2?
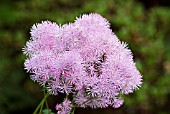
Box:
23 13 142 110
56 98 72 114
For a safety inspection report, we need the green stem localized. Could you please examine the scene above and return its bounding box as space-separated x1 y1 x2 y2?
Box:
39 100 45 114
69 91 78 114
45 100 49 109
70 107 75 114
66 94 69 98
44 91 49 109
33 93 50 114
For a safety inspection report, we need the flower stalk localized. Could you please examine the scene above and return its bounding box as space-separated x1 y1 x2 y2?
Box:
33 92 50 114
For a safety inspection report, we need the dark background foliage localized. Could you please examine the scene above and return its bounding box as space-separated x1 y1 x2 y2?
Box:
0 0 170 114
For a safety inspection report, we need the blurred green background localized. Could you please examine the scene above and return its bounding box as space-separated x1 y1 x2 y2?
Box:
0 0 170 114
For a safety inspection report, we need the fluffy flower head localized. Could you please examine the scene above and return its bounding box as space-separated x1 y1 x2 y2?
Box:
23 13 142 109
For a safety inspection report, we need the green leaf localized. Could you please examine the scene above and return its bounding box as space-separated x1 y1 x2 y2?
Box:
42 109 54 114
